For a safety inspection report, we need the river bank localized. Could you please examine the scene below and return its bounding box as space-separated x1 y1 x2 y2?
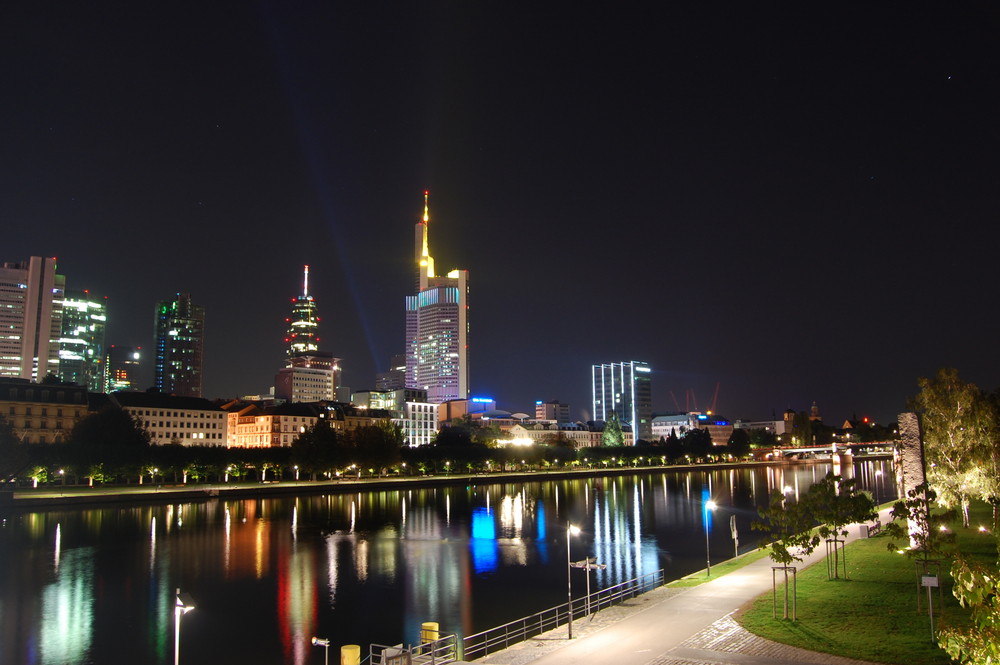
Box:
0 455 890 510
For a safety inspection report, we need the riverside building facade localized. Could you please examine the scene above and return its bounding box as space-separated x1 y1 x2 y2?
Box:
110 391 226 446
0 378 88 443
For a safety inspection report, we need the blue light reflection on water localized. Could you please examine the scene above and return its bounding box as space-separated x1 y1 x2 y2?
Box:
0 460 894 665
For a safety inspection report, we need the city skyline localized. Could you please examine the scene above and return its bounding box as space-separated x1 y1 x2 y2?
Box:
4 4 999 424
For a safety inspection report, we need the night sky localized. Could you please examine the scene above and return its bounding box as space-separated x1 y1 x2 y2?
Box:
4 3 999 426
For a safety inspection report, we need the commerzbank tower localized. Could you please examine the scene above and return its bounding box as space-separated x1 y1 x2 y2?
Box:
404 192 469 404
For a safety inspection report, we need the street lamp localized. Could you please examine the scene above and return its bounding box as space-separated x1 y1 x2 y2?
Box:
311 637 331 665
566 523 581 638
705 500 717 576
174 588 195 665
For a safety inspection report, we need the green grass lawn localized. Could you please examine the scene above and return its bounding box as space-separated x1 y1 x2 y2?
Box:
736 503 998 665
666 547 772 587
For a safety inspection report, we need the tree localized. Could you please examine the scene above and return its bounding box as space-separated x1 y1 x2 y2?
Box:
802 473 876 579
291 419 350 477
727 428 751 459
434 424 473 447
939 554 1000 664
601 412 624 447
790 410 813 447
682 428 712 460
885 482 956 564
884 481 957 613
0 415 30 482
471 421 503 447
70 407 150 477
980 390 1000 532
664 430 684 461
71 407 150 448
753 489 820 619
748 428 778 449
911 368 996 527
353 421 403 474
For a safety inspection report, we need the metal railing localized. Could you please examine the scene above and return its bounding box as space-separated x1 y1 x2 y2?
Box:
369 634 459 665
461 569 664 661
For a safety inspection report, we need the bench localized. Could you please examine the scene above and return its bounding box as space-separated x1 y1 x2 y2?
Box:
860 518 882 538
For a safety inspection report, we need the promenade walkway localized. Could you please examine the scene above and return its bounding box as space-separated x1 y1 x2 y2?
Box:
473 508 896 665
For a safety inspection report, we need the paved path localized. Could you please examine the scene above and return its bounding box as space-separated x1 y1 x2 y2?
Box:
474 509 894 665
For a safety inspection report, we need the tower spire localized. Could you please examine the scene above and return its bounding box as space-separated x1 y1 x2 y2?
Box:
302 265 310 298
421 190 432 264
416 190 435 286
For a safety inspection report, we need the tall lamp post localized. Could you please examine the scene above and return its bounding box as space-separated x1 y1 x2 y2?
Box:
174 588 195 665
566 523 581 638
704 500 717 576
311 637 331 665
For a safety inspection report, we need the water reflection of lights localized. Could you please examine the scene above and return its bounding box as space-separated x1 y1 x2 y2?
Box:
41 547 94 665
278 548 316 665
499 495 524 536
224 507 232 573
256 519 266 578
149 516 156 571
54 523 61 573
1 462 897 665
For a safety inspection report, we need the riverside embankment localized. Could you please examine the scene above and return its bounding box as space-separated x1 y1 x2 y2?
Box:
0 457 874 509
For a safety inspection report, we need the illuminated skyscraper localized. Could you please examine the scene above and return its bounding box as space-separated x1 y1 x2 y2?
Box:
285 265 320 357
275 266 342 403
405 192 469 404
0 256 65 381
153 293 205 397
57 290 107 390
106 344 142 392
376 353 407 391
591 361 653 442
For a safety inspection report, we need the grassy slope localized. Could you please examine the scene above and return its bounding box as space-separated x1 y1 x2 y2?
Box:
736 503 997 665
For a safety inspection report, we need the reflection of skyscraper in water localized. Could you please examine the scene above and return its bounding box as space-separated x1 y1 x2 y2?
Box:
591 479 660 586
277 547 317 665
40 548 94 664
400 499 472 643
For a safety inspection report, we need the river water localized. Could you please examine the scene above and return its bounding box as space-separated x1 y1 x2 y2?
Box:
0 460 892 665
